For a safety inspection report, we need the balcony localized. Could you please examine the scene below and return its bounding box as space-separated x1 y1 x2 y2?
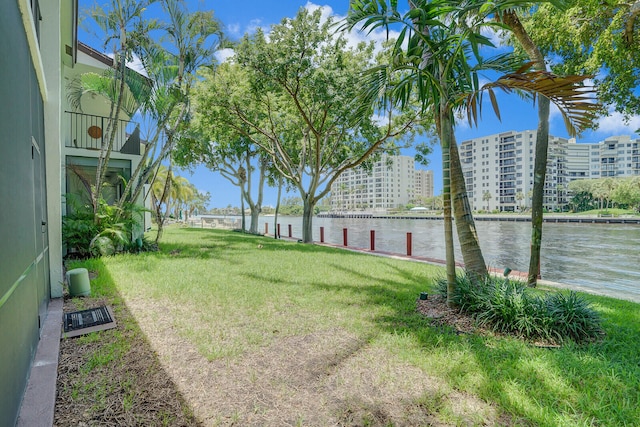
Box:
66 111 141 155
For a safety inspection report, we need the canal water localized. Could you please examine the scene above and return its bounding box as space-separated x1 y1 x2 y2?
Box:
252 215 640 301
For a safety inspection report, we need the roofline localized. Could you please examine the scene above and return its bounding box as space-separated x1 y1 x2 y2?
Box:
72 0 78 63
77 41 115 68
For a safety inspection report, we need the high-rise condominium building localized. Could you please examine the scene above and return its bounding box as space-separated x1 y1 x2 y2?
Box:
461 131 640 212
330 154 432 212
415 169 434 199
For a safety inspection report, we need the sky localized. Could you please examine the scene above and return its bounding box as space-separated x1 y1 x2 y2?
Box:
79 0 640 208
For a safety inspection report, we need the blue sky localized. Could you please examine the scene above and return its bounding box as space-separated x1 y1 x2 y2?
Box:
81 0 640 208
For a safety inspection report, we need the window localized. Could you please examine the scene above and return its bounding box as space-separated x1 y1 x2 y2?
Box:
66 156 131 212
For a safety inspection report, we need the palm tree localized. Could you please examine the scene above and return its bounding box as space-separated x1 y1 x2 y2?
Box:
82 0 151 217
498 7 553 286
122 0 224 212
516 190 525 211
347 0 598 302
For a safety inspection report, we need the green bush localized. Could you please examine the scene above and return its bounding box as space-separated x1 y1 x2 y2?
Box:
63 195 152 258
437 273 602 344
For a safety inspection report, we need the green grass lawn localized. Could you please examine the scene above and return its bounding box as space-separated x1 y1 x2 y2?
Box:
68 226 640 426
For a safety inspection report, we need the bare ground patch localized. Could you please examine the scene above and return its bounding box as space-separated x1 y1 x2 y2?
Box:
113 294 511 426
54 296 198 427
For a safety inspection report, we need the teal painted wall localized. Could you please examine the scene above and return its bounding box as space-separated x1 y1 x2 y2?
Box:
0 1 51 425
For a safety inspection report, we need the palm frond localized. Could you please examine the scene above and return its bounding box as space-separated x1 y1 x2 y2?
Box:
467 70 599 136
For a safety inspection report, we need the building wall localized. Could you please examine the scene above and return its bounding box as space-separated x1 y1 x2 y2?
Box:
414 169 434 199
0 1 53 424
462 131 640 212
330 154 421 212
461 130 572 212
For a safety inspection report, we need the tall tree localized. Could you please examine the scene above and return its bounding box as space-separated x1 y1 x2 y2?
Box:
498 8 552 286
193 8 424 242
83 0 151 217
524 0 639 119
174 132 270 234
120 0 224 216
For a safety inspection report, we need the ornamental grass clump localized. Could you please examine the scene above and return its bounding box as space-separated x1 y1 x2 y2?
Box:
437 273 602 344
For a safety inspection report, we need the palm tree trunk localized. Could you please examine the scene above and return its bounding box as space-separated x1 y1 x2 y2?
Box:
450 133 487 280
155 163 173 244
438 95 457 307
501 11 550 287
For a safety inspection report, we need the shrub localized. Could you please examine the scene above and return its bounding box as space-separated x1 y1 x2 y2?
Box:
436 273 602 344
63 195 153 258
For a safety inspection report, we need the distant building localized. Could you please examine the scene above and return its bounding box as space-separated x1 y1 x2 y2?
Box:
330 154 432 212
414 169 434 199
460 131 640 212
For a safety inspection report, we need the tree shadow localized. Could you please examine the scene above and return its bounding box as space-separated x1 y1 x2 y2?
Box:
57 257 202 426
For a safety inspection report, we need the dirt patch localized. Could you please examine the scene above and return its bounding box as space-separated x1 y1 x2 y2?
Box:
55 291 517 426
106 295 512 426
416 294 488 336
54 296 198 427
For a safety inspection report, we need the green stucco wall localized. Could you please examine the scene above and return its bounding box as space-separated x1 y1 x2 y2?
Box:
0 1 51 425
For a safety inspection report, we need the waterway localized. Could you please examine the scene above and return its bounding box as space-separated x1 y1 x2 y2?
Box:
250 215 640 302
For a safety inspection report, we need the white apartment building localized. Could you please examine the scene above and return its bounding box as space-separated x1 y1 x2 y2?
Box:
330 154 432 212
461 131 640 212
415 169 434 199
460 130 570 212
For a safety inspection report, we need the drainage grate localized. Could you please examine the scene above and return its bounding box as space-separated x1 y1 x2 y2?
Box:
63 306 116 337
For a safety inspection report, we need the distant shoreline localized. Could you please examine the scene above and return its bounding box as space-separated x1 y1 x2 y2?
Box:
317 213 640 224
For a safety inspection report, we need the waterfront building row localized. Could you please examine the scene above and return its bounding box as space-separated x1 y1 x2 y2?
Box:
460 131 640 212
330 154 434 212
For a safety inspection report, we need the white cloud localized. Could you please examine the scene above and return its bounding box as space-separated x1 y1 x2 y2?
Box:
246 18 268 35
214 48 235 64
304 2 401 54
227 23 241 37
595 110 640 136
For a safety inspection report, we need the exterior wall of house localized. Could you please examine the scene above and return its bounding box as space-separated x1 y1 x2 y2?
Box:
0 0 60 424
61 46 146 241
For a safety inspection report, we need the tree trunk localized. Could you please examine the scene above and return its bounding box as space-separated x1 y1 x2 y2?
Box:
450 134 488 280
240 192 246 232
274 177 282 239
502 11 550 287
301 197 315 243
249 207 260 234
438 98 457 307
155 166 172 245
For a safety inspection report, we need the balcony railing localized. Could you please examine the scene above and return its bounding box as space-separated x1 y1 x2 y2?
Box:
66 111 141 155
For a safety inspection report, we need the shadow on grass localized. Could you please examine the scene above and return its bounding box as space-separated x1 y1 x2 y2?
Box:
57 257 201 426
235 235 640 425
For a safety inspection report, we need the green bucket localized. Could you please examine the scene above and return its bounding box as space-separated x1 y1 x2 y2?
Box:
67 268 91 297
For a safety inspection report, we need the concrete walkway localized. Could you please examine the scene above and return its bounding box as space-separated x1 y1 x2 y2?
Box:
16 298 62 427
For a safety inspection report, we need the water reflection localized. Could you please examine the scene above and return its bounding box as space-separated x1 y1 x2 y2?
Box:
253 216 640 301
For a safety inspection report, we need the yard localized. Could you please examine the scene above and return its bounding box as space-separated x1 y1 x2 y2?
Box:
56 226 640 426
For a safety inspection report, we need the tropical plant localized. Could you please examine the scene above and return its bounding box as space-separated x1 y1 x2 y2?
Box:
80 0 152 216
347 0 598 303
121 0 225 215
150 164 195 242
62 194 146 258
437 272 602 343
